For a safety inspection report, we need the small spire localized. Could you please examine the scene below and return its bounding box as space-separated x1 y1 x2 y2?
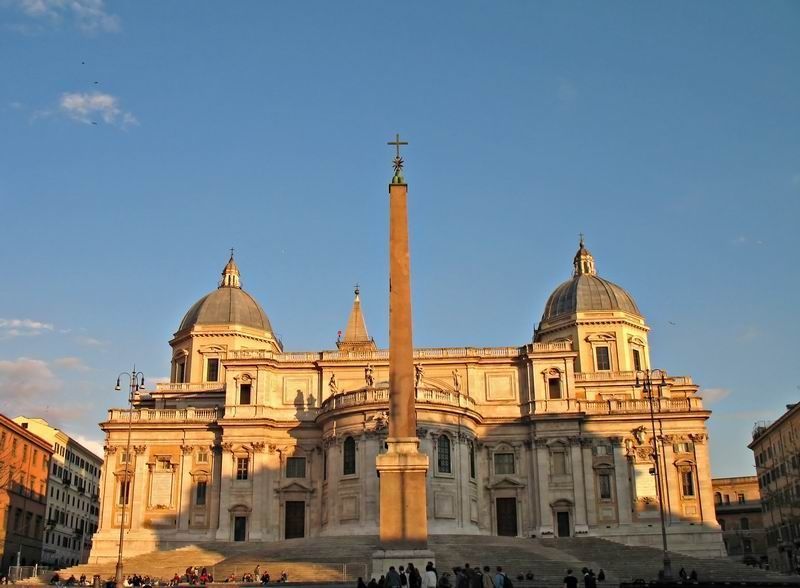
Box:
337 285 376 351
573 234 597 276
220 250 241 288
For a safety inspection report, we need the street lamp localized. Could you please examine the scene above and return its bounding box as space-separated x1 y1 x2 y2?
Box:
635 368 672 581
114 367 144 588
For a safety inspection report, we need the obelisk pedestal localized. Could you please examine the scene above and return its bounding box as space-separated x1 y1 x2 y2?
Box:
372 145 434 578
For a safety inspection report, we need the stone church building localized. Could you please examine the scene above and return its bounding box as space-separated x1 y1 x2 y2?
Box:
89 241 724 562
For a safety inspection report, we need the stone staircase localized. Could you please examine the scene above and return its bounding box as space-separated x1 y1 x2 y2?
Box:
47 535 800 588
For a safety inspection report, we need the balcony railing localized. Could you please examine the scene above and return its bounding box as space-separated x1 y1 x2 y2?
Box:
227 346 531 362
574 371 693 385
530 396 704 415
106 407 221 423
319 387 476 414
154 382 225 393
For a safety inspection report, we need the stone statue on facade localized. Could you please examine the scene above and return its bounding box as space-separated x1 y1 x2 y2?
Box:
328 373 338 395
452 368 462 392
415 363 424 390
632 425 647 445
365 364 374 387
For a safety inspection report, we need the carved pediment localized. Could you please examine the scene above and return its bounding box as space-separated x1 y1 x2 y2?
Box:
277 479 315 494
486 476 526 490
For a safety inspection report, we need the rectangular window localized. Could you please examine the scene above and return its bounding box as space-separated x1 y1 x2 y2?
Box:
632 348 642 371
552 452 567 475
738 493 745 504
157 458 171 471
118 480 130 505
673 442 694 454
681 470 695 497
286 457 306 478
175 362 185 383
548 378 562 400
494 452 515 475
120 451 130 464
599 473 612 499
469 442 476 479
594 445 609 456
195 481 207 506
235 457 249 480
323 449 328 481
196 451 209 464
239 383 251 405
595 346 611 371
206 358 220 382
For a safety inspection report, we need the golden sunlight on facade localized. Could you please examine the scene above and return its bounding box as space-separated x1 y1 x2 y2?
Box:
89 241 723 563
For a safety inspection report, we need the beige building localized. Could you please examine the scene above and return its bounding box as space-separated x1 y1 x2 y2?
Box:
13 418 102 568
750 402 800 573
712 476 767 564
89 241 724 564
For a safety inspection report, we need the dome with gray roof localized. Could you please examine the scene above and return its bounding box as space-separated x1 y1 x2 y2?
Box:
178 254 274 333
541 238 640 322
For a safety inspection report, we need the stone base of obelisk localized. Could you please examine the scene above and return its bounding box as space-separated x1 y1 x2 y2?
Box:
373 438 433 579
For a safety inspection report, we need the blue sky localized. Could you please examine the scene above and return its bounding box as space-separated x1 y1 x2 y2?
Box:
0 1 798 475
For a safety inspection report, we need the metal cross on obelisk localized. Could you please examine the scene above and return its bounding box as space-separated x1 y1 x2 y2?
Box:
373 134 432 575
387 133 408 181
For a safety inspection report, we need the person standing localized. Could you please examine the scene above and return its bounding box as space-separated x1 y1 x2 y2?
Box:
387 567 402 588
481 567 493 588
493 568 505 588
562 570 578 588
421 563 437 588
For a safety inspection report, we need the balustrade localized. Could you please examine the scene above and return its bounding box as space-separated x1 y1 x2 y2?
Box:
106 407 220 423
319 387 475 414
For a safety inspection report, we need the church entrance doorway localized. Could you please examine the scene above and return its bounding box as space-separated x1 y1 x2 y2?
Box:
285 501 305 539
556 511 571 537
233 516 247 541
496 497 518 536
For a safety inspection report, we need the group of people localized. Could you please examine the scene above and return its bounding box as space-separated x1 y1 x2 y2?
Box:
49 573 89 585
357 562 437 588
562 568 605 588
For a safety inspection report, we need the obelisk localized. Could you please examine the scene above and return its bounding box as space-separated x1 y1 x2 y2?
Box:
373 135 433 575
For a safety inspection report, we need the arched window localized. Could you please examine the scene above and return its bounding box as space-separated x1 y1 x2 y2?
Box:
740 517 750 530
714 492 722 504
343 437 356 476
438 435 452 474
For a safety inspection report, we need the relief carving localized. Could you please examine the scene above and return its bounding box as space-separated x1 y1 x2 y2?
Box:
133 445 147 455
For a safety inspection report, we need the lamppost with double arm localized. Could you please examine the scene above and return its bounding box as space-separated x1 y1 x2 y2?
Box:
114 367 144 588
635 368 672 581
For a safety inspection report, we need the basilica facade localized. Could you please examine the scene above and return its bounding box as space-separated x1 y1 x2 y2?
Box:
89 241 724 563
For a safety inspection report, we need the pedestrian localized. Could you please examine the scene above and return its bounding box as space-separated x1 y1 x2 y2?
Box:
399 566 408 587
493 567 505 588
387 566 402 588
689 570 697 582
562 569 578 588
437 573 452 588
597 569 605 583
454 568 468 588
408 563 422 588
358 578 368 588
421 563 437 588
481 567 493 588
678 568 687 581
368 579 379 588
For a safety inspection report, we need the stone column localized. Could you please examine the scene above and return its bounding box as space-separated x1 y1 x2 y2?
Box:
535 440 553 535
131 445 148 529
375 178 429 549
215 443 234 540
610 437 633 525
250 443 266 540
177 445 193 531
99 446 117 532
570 438 589 533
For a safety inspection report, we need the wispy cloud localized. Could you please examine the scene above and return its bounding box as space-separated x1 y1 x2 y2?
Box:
58 92 138 128
0 318 54 339
0 357 91 424
736 326 761 343
53 356 90 372
11 0 120 33
72 434 103 458
699 387 730 404
75 334 108 347
732 235 765 246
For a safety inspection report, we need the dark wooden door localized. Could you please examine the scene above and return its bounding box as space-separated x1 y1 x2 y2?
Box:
233 516 247 541
285 501 305 539
556 511 571 537
496 497 518 536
